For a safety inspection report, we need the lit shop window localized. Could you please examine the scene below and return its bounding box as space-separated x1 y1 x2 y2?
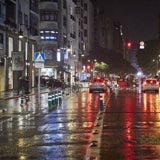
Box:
40 30 58 41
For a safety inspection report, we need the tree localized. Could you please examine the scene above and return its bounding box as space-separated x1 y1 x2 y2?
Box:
86 46 136 75
94 61 109 76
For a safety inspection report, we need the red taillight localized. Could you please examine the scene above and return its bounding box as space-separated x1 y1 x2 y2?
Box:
150 80 154 84
143 80 159 86
143 81 147 85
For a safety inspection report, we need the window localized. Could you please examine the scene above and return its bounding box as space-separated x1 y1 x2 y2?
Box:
30 0 38 13
24 14 28 26
40 11 58 21
0 3 2 18
63 0 66 9
18 11 22 25
72 0 76 4
40 30 58 41
0 2 5 19
0 33 3 44
63 16 67 26
81 8 83 18
75 7 81 14
5 0 16 27
84 16 87 24
30 13 39 36
81 20 83 29
70 15 75 21
84 3 87 11
84 30 87 37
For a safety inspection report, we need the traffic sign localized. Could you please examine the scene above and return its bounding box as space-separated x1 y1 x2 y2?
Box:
34 52 45 63
34 52 45 68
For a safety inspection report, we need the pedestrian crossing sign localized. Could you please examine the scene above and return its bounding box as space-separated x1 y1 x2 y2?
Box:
34 52 45 68
34 52 45 63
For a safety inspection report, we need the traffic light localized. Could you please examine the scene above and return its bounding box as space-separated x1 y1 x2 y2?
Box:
126 41 133 48
86 65 91 70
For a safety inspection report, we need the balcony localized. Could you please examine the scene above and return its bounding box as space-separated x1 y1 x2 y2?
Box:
39 1 58 10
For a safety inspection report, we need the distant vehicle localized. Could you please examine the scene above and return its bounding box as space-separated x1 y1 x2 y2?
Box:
141 78 159 93
89 77 107 93
104 78 112 87
117 78 129 88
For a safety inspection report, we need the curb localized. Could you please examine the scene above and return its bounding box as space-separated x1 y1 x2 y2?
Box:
85 92 111 160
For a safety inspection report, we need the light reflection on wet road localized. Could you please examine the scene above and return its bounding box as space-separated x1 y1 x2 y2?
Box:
100 89 160 160
0 90 105 160
1 88 160 159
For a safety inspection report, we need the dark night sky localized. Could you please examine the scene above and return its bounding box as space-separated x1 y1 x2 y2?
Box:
97 0 160 43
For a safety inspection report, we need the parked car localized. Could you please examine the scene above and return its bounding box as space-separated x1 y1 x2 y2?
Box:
89 77 107 93
141 78 159 93
40 75 50 86
40 76 66 88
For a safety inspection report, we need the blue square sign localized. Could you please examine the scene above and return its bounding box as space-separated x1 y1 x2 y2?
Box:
34 52 45 63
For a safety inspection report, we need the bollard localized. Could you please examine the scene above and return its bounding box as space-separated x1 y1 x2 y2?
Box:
99 93 104 111
20 96 24 106
52 91 55 106
25 96 29 106
48 92 52 107
58 90 62 105
57 91 59 105
55 91 58 105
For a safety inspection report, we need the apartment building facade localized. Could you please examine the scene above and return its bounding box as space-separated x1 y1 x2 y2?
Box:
0 0 95 91
0 0 39 92
39 0 95 84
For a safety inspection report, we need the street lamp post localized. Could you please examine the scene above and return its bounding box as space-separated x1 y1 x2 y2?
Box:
18 25 31 93
18 25 30 78
73 51 77 83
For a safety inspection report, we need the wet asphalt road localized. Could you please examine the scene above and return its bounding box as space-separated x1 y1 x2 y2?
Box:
1 88 160 160
100 89 160 160
0 89 109 160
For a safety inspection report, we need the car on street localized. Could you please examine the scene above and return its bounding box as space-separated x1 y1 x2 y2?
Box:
89 77 107 93
141 78 159 93
117 78 130 88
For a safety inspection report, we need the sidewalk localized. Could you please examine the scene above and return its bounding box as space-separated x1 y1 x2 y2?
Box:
0 87 56 100
0 82 88 101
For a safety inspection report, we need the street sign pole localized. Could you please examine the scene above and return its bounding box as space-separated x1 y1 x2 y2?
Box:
34 52 45 106
38 68 41 105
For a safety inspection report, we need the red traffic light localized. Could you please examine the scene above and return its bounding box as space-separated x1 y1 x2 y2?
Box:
126 41 133 48
86 65 91 69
